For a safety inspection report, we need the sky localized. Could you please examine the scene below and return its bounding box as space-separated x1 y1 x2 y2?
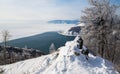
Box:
0 0 89 21
0 0 119 21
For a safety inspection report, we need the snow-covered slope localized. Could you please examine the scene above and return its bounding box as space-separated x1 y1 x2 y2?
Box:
0 37 119 74
60 23 85 36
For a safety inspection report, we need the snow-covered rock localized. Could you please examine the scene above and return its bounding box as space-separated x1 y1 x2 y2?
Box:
60 23 85 36
0 36 119 74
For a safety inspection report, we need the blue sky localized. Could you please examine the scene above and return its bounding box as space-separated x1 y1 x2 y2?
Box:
0 0 119 21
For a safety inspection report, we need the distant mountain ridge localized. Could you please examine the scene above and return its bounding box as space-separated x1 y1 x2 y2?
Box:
48 20 80 24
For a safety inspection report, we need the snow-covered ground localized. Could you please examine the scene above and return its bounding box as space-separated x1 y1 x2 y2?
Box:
0 21 74 42
0 36 119 74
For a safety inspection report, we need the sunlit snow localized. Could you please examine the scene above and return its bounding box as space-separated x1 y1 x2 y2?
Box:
0 36 118 74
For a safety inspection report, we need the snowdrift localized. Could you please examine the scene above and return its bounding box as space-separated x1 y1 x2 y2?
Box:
0 36 119 74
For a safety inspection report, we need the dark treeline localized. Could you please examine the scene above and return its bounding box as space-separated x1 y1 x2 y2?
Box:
80 0 120 72
0 46 45 65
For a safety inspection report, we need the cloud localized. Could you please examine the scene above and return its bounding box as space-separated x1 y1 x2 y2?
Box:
0 0 89 21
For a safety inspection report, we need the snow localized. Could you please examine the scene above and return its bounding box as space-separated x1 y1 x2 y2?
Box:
77 23 85 27
0 36 119 74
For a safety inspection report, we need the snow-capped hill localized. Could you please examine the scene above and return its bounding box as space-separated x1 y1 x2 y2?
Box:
0 37 119 74
60 23 85 36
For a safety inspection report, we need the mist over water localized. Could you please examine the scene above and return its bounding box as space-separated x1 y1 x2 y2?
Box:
0 20 74 41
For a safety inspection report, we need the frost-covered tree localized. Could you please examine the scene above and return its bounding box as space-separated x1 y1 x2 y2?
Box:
1 30 11 64
49 43 56 54
80 0 120 72
81 0 119 57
